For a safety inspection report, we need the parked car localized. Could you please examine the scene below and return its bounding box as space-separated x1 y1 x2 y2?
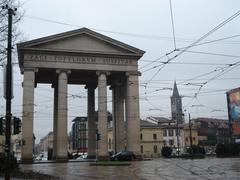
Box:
110 151 136 161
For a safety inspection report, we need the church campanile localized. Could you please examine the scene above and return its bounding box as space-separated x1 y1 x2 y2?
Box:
171 81 184 124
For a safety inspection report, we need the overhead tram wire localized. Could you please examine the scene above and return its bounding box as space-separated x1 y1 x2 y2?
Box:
167 9 240 61
159 9 240 68
141 0 177 79
182 60 240 106
145 0 180 85
179 60 240 86
169 0 177 50
23 15 240 45
177 34 240 49
139 54 167 70
142 9 240 89
25 15 81 28
157 61 233 66
24 15 185 42
140 33 240 70
142 61 240 99
180 9 240 50
180 50 240 59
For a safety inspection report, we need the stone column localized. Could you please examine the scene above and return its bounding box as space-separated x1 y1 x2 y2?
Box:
112 83 125 153
52 82 58 160
56 69 70 161
96 71 109 160
86 85 96 159
125 72 141 155
21 68 37 163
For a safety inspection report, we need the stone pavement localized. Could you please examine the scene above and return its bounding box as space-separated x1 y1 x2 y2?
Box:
13 157 240 180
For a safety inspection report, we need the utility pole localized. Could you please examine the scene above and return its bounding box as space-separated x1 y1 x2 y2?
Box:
176 115 180 156
2 4 17 180
189 113 193 154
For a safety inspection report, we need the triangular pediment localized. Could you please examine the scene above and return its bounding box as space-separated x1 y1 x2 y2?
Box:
18 28 145 56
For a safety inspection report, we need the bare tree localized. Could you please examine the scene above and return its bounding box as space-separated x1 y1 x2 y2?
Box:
0 0 23 64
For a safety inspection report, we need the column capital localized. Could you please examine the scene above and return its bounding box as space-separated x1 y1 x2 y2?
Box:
22 68 38 73
125 71 141 77
56 69 71 75
96 71 110 76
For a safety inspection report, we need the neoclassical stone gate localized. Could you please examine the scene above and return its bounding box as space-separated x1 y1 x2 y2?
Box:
17 28 145 162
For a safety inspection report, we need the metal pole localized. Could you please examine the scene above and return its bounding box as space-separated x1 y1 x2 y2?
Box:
96 136 98 162
3 5 16 180
189 113 193 154
176 119 180 156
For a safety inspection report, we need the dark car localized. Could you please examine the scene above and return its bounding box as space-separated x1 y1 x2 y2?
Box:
110 151 136 161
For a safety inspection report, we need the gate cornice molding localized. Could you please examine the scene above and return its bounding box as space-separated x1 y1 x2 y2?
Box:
125 71 141 76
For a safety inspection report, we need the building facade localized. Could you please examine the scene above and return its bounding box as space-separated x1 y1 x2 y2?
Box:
140 120 164 158
162 124 184 153
193 118 229 151
37 132 53 159
107 120 164 158
182 124 199 147
72 117 88 153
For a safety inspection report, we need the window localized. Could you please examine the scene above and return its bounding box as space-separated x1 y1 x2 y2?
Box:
153 145 158 153
185 137 188 142
169 139 174 146
177 99 181 105
108 139 112 149
193 137 196 141
141 145 143 153
168 129 173 136
140 133 143 140
163 140 167 146
163 129 167 136
153 134 157 140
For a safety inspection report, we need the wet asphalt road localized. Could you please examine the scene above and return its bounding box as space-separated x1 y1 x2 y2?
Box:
18 157 240 180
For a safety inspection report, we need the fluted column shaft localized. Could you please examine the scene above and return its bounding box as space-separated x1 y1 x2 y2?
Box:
112 85 125 153
56 70 69 160
125 72 141 154
97 71 109 159
86 85 96 158
52 83 58 160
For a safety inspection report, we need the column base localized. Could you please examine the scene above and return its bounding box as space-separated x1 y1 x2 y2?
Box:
21 158 33 164
97 155 110 161
55 154 68 162
55 158 68 162
87 155 96 159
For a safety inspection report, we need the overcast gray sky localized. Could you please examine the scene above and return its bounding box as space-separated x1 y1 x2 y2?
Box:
1 0 240 142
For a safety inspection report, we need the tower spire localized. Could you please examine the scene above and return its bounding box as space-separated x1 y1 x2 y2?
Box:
172 80 179 97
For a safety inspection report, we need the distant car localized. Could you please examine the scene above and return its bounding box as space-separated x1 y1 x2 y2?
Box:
76 155 84 160
35 156 42 161
111 151 136 161
41 157 48 161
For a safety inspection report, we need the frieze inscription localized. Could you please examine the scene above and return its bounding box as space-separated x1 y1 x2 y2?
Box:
24 54 134 65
